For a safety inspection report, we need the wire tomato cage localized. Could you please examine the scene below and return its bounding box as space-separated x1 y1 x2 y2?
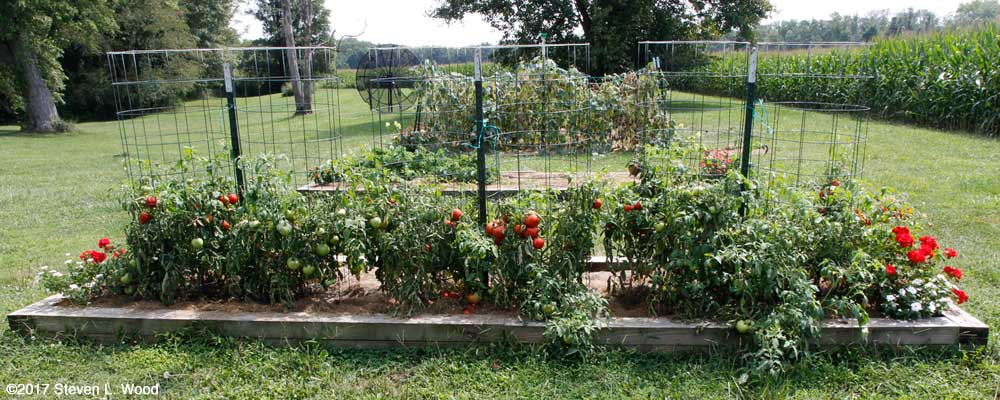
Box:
108 46 343 189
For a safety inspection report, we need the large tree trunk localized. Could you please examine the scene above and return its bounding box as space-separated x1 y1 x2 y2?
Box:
280 0 308 115
300 0 313 113
1 39 61 132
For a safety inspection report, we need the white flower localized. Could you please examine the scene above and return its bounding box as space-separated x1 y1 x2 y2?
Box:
911 302 923 312
51 271 63 277
907 286 918 295
925 282 937 289
68 284 80 291
84 281 95 288
64 260 72 265
64 253 71 257
885 294 896 302
912 279 924 286
40 265 49 270
384 122 390 127
936 274 947 281
928 303 937 313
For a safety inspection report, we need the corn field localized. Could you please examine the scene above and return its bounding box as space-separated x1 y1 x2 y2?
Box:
680 26 1000 136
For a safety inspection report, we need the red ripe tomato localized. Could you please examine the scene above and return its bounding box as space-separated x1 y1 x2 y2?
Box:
485 222 496 237
524 213 541 228
633 201 642 211
466 292 482 304
532 237 545 250
144 196 158 208
624 204 634 212
831 179 841 187
450 208 463 222
227 193 239 205
513 224 525 237
492 224 505 238
445 219 456 228
524 227 540 239
221 220 231 231
139 211 152 224
593 199 603 209
494 236 504 245
218 195 228 205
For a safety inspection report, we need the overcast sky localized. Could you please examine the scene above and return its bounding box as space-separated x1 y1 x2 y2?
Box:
232 0 966 47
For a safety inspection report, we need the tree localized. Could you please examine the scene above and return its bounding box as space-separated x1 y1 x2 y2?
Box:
952 0 1000 27
252 0 332 112
179 0 240 48
0 0 115 132
430 0 773 74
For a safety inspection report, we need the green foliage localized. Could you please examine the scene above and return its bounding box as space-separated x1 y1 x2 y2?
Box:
686 26 1000 136
430 0 772 74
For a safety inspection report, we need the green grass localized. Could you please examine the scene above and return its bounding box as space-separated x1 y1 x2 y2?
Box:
1 89 999 398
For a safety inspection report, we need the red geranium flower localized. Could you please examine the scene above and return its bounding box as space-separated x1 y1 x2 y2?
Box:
953 288 969 304
907 250 927 264
919 243 935 258
885 264 896 276
79 250 94 260
91 251 107 264
944 248 958 258
943 266 963 280
98 238 111 249
896 233 915 248
892 226 910 235
919 236 939 250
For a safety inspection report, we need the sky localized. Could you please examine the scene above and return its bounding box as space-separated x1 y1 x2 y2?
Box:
232 0 967 47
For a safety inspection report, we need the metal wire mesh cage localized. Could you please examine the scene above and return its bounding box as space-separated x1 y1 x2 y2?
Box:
751 42 871 190
108 46 343 188
333 43 600 197
637 41 755 179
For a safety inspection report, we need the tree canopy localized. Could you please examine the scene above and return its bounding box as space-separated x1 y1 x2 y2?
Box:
430 0 773 74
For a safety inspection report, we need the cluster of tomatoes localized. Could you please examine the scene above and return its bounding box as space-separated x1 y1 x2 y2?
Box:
443 208 463 228
507 212 546 249
622 200 642 212
138 196 158 224
441 290 481 314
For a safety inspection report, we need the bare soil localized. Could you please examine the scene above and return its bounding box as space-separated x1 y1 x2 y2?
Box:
65 269 658 318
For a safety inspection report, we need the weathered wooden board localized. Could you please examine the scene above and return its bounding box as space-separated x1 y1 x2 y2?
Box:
7 295 988 350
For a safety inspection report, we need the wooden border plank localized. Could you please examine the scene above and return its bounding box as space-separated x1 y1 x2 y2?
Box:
7 295 988 350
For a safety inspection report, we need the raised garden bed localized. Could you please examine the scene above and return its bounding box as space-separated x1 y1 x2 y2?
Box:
9 270 988 350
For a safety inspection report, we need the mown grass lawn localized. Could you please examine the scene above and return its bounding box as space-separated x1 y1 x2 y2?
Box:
0 88 998 398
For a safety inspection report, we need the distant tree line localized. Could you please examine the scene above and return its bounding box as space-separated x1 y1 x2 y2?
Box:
750 0 1000 42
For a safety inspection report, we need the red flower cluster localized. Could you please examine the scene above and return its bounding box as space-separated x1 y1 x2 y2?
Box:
944 247 958 258
885 264 896 276
953 288 969 304
893 226 914 248
943 266 963 280
907 250 927 263
79 249 107 264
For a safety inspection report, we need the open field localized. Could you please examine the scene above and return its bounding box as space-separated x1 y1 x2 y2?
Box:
1 88 999 398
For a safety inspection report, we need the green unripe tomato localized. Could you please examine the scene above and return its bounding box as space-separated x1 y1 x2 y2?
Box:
302 265 316 277
328 235 341 246
542 302 557 316
124 286 135 295
286 257 301 271
368 216 383 229
735 320 753 334
190 237 204 249
120 273 132 285
277 220 293 236
314 244 331 257
316 227 327 236
654 222 666 232
248 220 261 229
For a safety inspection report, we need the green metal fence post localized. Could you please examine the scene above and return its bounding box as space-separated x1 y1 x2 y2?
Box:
223 62 246 197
